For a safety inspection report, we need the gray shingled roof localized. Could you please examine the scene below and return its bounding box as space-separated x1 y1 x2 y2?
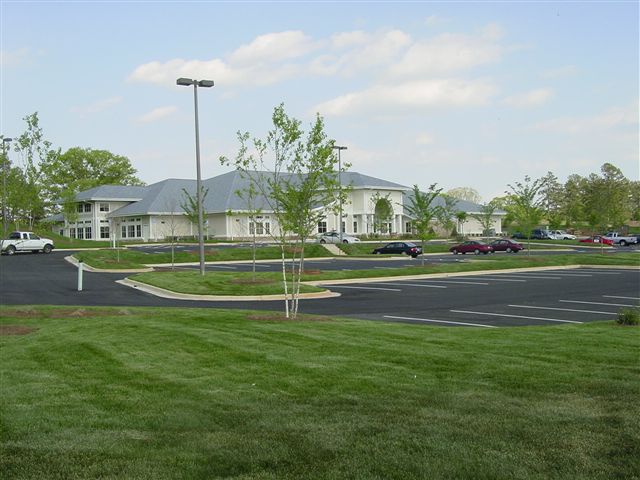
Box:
402 191 506 216
74 184 148 202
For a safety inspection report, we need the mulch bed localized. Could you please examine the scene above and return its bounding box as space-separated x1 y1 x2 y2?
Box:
0 325 38 336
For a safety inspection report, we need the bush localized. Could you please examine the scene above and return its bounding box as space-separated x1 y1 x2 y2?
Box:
616 307 640 326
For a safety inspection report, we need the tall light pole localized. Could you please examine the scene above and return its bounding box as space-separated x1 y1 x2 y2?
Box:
332 145 347 240
177 77 214 276
2 137 12 241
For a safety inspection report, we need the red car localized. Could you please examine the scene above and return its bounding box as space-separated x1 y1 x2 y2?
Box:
489 239 523 253
579 236 614 246
450 240 494 255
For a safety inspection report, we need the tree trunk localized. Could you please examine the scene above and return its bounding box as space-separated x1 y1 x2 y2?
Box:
280 244 290 318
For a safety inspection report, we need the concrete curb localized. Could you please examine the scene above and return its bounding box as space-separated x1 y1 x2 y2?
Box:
64 255 154 274
117 278 341 302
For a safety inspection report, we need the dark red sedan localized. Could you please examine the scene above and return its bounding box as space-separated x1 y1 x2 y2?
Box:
579 236 614 246
449 240 494 255
489 239 523 253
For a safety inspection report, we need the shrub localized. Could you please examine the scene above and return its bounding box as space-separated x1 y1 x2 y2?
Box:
616 307 640 326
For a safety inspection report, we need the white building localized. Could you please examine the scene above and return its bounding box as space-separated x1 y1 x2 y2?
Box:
49 170 504 241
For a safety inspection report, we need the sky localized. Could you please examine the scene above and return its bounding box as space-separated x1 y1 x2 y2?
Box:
1 0 638 202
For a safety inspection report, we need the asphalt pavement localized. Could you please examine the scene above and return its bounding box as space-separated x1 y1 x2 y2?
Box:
1 250 638 328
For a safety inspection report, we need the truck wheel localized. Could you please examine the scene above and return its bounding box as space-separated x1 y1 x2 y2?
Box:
5 245 16 255
620 240 627 246
43 244 53 254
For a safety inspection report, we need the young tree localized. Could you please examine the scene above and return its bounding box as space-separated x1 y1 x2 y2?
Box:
234 180 263 281
221 104 346 318
472 201 498 242
371 193 393 235
505 176 547 256
180 186 209 238
455 211 468 238
436 194 457 240
404 184 442 265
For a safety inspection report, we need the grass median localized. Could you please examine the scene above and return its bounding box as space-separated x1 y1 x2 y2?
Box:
1 305 638 479
127 253 639 296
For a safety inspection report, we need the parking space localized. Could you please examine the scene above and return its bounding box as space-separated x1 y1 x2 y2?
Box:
318 268 640 327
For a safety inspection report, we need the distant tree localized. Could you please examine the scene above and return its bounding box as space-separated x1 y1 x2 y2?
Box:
455 211 468 238
629 181 640 222
446 186 482 204
371 193 393 235
561 174 586 228
180 186 209 237
404 184 442 265
539 171 564 229
505 175 547 256
472 201 498 241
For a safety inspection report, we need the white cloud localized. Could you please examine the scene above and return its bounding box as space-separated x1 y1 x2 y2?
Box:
389 28 503 78
541 65 578 79
71 96 123 116
533 104 638 134
315 78 497 116
136 106 178 124
229 30 318 66
503 88 553 107
1 47 33 67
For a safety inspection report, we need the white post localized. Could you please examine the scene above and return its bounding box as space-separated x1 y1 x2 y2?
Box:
77 261 84 291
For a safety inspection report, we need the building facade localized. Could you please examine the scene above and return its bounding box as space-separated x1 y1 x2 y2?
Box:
49 171 504 241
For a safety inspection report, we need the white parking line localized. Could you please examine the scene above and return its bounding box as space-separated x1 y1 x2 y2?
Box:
559 300 635 307
372 282 446 289
575 270 624 274
450 309 582 324
513 272 593 277
508 304 617 315
209 265 237 269
494 274 563 280
413 280 490 285
327 285 402 292
384 315 497 328
469 276 527 282
603 295 640 301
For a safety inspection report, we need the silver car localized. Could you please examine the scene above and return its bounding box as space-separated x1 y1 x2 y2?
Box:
549 230 577 240
317 231 360 244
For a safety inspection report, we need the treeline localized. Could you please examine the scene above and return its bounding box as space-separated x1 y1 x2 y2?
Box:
1 113 143 229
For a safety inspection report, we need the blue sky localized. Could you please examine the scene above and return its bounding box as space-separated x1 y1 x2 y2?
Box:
1 1 638 201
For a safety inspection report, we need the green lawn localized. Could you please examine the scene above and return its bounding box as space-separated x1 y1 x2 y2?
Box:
74 244 332 269
1 306 638 479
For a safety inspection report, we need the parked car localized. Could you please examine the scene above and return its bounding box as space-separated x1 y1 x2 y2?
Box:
579 236 614 246
489 239 523 253
449 240 494 255
372 242 422 258
511 229 552 240
603 232 638 246
549 230 577 240
1 231 55 255
317 231 360 244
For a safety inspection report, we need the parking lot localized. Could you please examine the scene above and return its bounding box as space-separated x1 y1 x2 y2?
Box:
1 252 638 328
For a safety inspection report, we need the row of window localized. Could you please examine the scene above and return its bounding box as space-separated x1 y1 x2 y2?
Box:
75 203 110 213
249 222 270 235
121 225 142 238
318 221 352 233
70 227 92 240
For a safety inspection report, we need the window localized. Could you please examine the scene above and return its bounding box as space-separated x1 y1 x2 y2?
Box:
69 228 76 239
100 226 110 239
85 227 92 240
77 228 84 240
99 203 110 212
84 204 91 213
136 225 142 238
255 222 264 235
353 221 358 233
405 222 412 234
264 222 270 235
9 232 20 240
77 204 83 213
318 221 327 233
121 226 127 238
249 222 255 235
128 225 135 238
342 221 345 233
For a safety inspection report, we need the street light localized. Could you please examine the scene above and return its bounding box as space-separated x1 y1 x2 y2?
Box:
2 137 12 241
332 145 347 241
177 77 214 276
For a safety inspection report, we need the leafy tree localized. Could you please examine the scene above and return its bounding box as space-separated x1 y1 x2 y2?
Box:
41 147 143 205
404 184 442 265
455 211 468 238
629 181 640 222
505 175 547 255
12 112 59 226
446 186 482 204
562 174 586 228
221 104 345 318
436 194 457 239
472 201 498 241
180 186 209 236
539 171 564 229
371 193 393 235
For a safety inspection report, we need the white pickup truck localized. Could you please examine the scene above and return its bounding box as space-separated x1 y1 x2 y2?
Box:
0 231 55 255
604 232 638 246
